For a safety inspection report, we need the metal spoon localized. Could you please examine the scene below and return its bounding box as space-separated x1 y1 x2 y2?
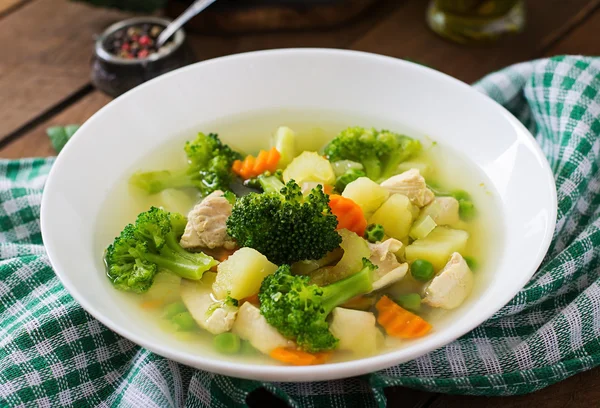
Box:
156 0 218 48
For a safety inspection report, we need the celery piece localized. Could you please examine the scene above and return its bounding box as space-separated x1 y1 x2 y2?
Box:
410 215 437 240
395 293 422 312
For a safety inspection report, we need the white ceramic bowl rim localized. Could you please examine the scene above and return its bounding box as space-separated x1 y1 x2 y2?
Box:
41 48 557 382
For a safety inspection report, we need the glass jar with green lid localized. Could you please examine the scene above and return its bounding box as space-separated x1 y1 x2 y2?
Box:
427 0 526 44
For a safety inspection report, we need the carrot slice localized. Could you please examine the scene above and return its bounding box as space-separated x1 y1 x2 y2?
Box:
270 347 332 366
323 184 334 195
232 147 281 180
376 296 432 338
328 194 367 236
232 160 243 174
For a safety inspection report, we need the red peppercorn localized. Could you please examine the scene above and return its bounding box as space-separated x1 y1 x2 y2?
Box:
139 35 152 46
131 34 140 42
121 43 130 51
137 49 150 59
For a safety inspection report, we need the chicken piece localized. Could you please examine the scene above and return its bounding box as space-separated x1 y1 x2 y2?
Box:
180 190 236 250
422 197 460 226
329 308 383 356
180 274 238 335
423 252 473 309
232 302 295 354
368 238 408 291
380 169 434 207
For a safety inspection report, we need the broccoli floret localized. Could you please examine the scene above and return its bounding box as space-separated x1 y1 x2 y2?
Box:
222 191 237 206
324 127 421 182
104 207 218 293
364 224 385 243
226 180 342 265
259 259 377 352
130 133 243 197
335 168 366 193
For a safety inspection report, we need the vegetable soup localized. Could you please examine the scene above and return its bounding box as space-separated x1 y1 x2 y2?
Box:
96 110 502 365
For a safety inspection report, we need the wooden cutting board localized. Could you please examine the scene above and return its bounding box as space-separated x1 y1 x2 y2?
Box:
165 0 381 33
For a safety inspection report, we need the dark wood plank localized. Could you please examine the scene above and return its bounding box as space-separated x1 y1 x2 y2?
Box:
0 91 111 158
428 367 600 408
0 0 402 149
0 0 130 141
349 0 600 83
544 4 600 56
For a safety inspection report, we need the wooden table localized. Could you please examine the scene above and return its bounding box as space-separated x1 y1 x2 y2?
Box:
1 0 599 406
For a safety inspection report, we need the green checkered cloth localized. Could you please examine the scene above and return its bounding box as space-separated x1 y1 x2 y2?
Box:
1 55 599 407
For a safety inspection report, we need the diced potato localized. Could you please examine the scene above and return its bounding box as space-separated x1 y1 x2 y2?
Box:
405 227 469 270
273 126 296 169
142 271 181 304
424 252 473 309
213 248 277 300
329 308 383 356
421 197 460 226
369 194 414 240
409 215 437 240
232 302 294 354
283 151 336 185
342 177 389 215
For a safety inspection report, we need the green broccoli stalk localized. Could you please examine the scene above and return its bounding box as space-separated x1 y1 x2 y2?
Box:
259 259 378 352
244 170 284 193
335 168 366 193
257 171 285 193
226 180 342 265
364 224 385 243
324 127 421 182
130 133 243 197
104 207 218 293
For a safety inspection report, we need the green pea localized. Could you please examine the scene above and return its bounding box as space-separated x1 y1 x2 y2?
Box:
411 259 435 282
163 301 187 319
459 200 476 220
395 293 422 312
214 333 241 355
171 312 196 331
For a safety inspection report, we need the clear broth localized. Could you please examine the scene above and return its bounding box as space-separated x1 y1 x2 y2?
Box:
95 109 503 364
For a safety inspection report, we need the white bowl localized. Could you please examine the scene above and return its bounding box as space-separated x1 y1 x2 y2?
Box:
41 49 556 382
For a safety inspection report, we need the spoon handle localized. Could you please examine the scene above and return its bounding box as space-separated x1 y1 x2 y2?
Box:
156 0 219 48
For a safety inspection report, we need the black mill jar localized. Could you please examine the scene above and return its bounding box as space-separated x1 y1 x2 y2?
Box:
91 17 196 97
